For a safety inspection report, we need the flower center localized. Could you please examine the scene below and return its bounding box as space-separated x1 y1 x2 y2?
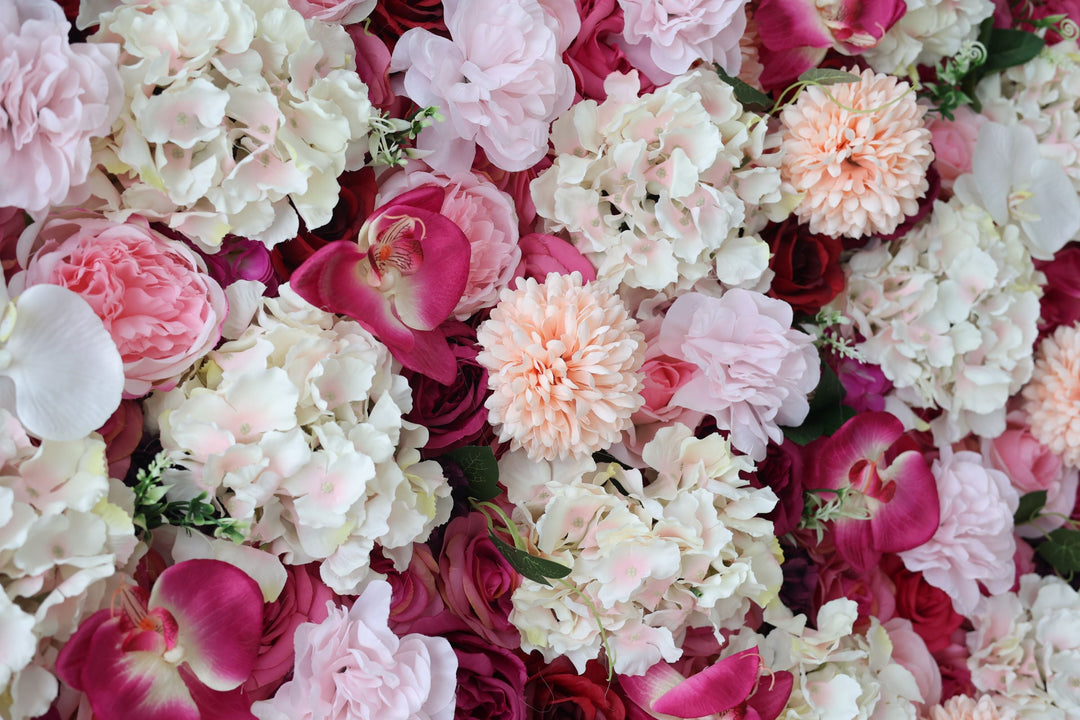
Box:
367 214 425 284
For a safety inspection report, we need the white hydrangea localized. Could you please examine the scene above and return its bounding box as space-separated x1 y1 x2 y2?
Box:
0 411 138 720
503 423 783 675
149 284 452 595
863 0 994 75
531 68 789 297
79 0 373 250
832 197 1043 442
966 574 1080 719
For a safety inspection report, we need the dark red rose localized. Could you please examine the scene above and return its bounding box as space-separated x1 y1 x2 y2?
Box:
750 437 811 536
526 655 629 720
564 0 657 102
444 630 528 720
371 544 449 637
367 0 446 47
763 219 845 315
1036 243 1080 338
882 555 964 653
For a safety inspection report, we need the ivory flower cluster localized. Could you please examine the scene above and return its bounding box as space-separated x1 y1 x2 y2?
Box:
150 286 452 595
81 0 374 250
864 0 995 75
532 68 786 295
502 424 783 675
0 411 137 720
834 198 1044 441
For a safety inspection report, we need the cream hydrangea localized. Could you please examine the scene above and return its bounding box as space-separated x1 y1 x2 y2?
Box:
78 0 373 250
0 411 138 720
503 423 783 675
832 197 1043 442
863 0 994 75
531 68 788 296
148 285 452 594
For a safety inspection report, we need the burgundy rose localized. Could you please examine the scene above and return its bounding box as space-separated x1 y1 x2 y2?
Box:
813 553 897 630
437 512 521 648
243 562 342 701
778 544 818 620
834 354 893 413
526 655 629 720
444 630 528 720
564 0 657 102
195 235 279 292
881 555 963 653
751 437 811 536
1036 243 1080 338
763 218 845 315
373 544 449 637
367 0 446 46
403 321 493 453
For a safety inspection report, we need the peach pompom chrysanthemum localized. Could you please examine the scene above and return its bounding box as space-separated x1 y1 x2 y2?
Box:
928 694 1015 720
1023 323 1080 469
476 272 646 461
780 67 934 239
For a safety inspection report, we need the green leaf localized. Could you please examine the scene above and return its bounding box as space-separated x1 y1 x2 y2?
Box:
1036 527 1080 575
442 446 500 501
979 29 1045 75
782 361 854 445
714 64 773 113
1014 490 1049 525
797 68 861 86
489 532 573 586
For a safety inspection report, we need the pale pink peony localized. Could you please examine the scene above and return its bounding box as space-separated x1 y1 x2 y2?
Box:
251 580 458 720
617 0 748 82
928 695 1016 720
1023 324 1080 469
899 448 1019 617
15 213 227 397
288 0 375 23
390 0 575 173
377 167 521 319
657 289 820 461
0 0 122 213
476 271 645 461
780 67 934 239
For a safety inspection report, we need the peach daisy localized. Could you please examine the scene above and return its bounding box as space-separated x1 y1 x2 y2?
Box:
1023 323 1080 469
476 272 646 461
780 67 934 239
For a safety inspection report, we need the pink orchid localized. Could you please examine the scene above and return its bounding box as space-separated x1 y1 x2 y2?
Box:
56 559 264 720
621 649 793 720
813 412 939 573
290 186 470 384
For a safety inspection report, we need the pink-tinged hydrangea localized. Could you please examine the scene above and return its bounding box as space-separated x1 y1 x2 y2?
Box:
657 289 820 461
780 67 935 239
616 0 748 83
1023 323 1080 469
14 213 227 397
288 0 375 23
476 272 645 461
899 448 1019 617
251 580 458 720
0 0 122 213
390 0 575 173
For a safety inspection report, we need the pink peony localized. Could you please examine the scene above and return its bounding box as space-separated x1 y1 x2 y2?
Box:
288 0 375 23
390 0 575 173
0 0 122 213
16 213 227 397
657 289 820 461
251 580 458 720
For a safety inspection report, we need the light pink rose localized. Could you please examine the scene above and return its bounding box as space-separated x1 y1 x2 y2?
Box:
617 0 748 83
288 0 375 22
390 0 575 173
378 166 521 319
927 106 986 194
15 213 227 397
657 289 820 461
0 0 122 213
251 581 458 720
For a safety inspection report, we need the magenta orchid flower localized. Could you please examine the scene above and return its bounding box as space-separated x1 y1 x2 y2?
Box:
621 649 793 720
813 411 939 573
56 559 264 720
290 186 470 384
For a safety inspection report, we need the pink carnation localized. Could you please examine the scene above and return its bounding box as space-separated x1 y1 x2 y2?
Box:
16 213 227 397
657 289 820 461
252 581 458 720
0 0 122 213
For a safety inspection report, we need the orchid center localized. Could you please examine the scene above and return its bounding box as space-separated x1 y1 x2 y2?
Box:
113 583 180 653
366 214 426 288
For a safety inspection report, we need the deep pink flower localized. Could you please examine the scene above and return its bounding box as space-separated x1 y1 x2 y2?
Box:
514 233 597 284
291 186 470 384
564 0 659 101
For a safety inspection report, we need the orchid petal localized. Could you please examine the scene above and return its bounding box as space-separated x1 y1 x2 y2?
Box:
815 412 903 491
749 671 794 720
388 321 460 385
387 207 470 331
653 649 761 717
1 284 123 441
381 185 446 215
181 667 258 720
871 450 940 553
149 560 263 692
619 661 685 715
756 0 832 50
832 514 880 573
55 609 112 692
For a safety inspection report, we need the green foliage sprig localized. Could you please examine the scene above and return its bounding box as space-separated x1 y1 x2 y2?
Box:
131 451 247 543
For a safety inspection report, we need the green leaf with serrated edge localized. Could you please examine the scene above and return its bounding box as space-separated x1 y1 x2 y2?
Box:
979 29 1044 75
797 69 861 86
442 446 500 501
489 532 572 586
714 64 773 113
1036 527 1080 574
1015 490 1049 525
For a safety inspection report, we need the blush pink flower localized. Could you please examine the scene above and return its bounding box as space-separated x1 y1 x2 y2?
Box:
476 271 645 461
0 0 122 213
657 289 820 461
288 0 375 23
1023 324 1080 469
780 67 935 239
926 105 985 194
928 694 1016 720
16 213 227 397
251 580 458 720
514 233 597 284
